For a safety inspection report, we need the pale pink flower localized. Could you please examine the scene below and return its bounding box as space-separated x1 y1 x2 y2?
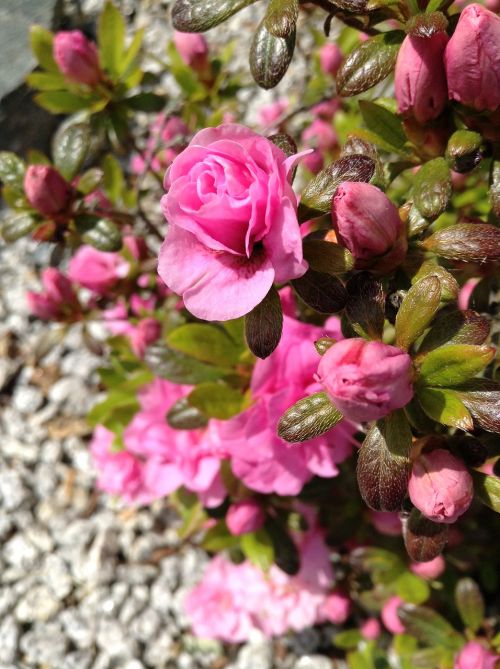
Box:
454 642 499 669
410 555 446 579
67 246 130 295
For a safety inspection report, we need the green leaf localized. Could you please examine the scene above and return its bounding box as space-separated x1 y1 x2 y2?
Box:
202 522 240 551
453 379 500 433
244 286 283 359
417 387 473 431
102 154 125 205
418 344 495 387
241 529 274 570
52 123 91 181
1 212 37 242
98 1 126 79
125 92 166 112
188 382 247 419
412 261 458 302
263 0 299 38
278 391 343 443
167 323 240 367
167 43 206 97
249 19 295 89
264 517 300 575
359 100 409 156
0 152 25 189
34 91 93 113
118 28 145 79
172 0 258 32
404 508 449 563
398 606 463 650
336 31 404 97
395 572 430 605
445 129 483 174
395 275 442 351
422 223 500 264
303 239 355 275
292 270 347 313
356 411 413 512
87 389 139 428
472 471 500 512
345 272 385 340
81 218 122 252
26 71 66 91
145 342 228 385
334 630 363 650
419 310 490 354
299 154 375 218
413 158 451 219
455 578 485 633
167 397 209 430
77 168 104 195
30 25 58 72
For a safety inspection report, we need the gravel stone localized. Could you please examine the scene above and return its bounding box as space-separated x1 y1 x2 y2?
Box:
15 585 61 622
293 657 334 669
42 554 73 599
19 621 68 665
0 616 18 664
11 385 44 414
0 469 28 511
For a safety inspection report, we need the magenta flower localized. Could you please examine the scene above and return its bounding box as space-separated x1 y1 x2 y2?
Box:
226 500 265 536
316 338 414 423
158 124 308 321
24 165 73 218
395 32 449 123
319 591 351 624
53 30 102 86
360 618 381 640
408 449 474 524
445 4 500 111
26 268 80 321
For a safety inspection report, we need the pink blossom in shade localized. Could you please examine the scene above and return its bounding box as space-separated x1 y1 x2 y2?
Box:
319 591 351 624
67 246 130 295
311 99 340 120
316 338 414 423
319 43 343 77
455 642 499 669
258 99 288 128
360 618 381 640
173 31 209 72
158 124 308 321
408 449 474 524
381 596 406 634
226 500 265 536
301 119 338 172
394 32 449 124
53 30 102 86
445 4 500 111
184 555 266 643
24 165 73 217
369 510 402 536
410 555 446 580
332 182 406 269
458 278 481 310
26 268 79 321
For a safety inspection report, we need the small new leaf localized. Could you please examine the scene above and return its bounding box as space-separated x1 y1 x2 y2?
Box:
303 239 354 275
245 286 283 359
1 213 37 242
419 310 490 354
418 344 495 388
172 0 258 32
455 578 485 633
417 387 473 431
278 391 343 443
395 275 441 351
472 471 500 512
413 157 451 219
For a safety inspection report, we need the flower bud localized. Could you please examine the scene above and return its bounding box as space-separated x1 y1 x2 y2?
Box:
319 43 342 77
320 591 351 624
395 32 448 123
360 618 381 640
410 555 445 579
24 165 73 217
173 30 209 74
332 182 406 271
408 449 474 524
26 268 79 321
316 338 414 422
53 30 102 86
445 130 483 174
445 4 500 111
455 642 499 669
381 596 405 634
226 500 265 536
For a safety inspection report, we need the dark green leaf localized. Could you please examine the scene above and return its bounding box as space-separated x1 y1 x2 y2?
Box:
1 212 37 242
52 123 91 181
398 606 463 650
241 529 274 570
356 411 412 512
417 387 473 431
404 508 448 562
303 239 354 275
418 344 495 387
359 100 409 156
30 25 58 72
422 223 500 264
454 379 500 433
81 218 122 251
188 382 246 419
249 19 295 89
413 158 451 219
167 397 209 429
172 0 258 32
0 152 25 189
419 310 490 354
292 270 347 313
145 342 228 384
125 92 166 112
333 630 363 650
395 275 441 351
268 133 297 156
455 578 485 633
345 272 384 340
98 1 126 79
202 523 240 551
336 32 404 97
245 286 283 359
278 391 343 443
167 323 240 367
264 0 298 38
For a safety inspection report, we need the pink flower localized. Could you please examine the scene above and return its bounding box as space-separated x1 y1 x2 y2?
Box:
332 182 406 270
381 596 405 634
173 30 209 73
408 449 474 524
67 246 130 295
258 99 288 128
128 318 161 358
316 338 414 423
319 43 342 77
131 115 189 175
158 124 308 321
395 33 449 123
410 555 446 579
226 500 265 536
458 278 480 310
26 268 80 321
445 4 500 111
370 510 402 536
301 119 338 173
320 591 351 624
24 165 73 217
360 618 381 640
53 30 102 86
455 642 499 669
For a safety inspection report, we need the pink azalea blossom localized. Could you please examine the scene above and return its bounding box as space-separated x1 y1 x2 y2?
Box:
226 500 266 536
360 618 381 640
53 30 102 86
369 510 403 536
26 268 80 321
258 99 288 128
454 642 499 669
24 165 73 217
68 246 130 295
381 596 405 634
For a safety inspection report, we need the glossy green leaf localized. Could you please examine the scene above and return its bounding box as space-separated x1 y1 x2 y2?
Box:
264 0 298 38
278 391 343 443
1 212 37 242
77 168 104 195
81 218 122 252
417 387 473 431
249 19 295 89
292 270 347 313
413 158 451 219
334 630 363 650
445 130 483 174
167 397 209 430
411 261 458 302
125 92 166 112
395 572 430 605
303 239 354 275
398 606 463 650
34 91 93 113
418 344 495 387
359 100 409 156
241 529 274 570
454 379 500 433
172 0 258 32
118 28 145 79
26 71 66 91
472 471 500 512
404 508 449 563
102 154 125 205
419 310 490 354
188 382 247 419
245 286 283 359
395 275 441 351
455 578 485 633
98 1 126 79
167 323 240 367
202 522 240 551
0 152 25 189
145 342 228 385
52 123 91 181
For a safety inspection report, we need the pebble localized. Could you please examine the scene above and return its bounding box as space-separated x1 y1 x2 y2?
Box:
0 616 18 664
42 554 73 599
19 622 68 665
11 385 44 414
0 469 28 511
15 585 61 623
293 657 334 669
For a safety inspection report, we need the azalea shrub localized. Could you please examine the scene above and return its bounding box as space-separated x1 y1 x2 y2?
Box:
1 0 500 666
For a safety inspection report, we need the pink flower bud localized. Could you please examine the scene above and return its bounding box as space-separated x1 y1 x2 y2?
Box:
53 30 102 86
226 500 265 536
395 32 448 123
332 182 406 271
173 31 209 72
316 338 414 422
381 596 405 634
258 99 288 128
26 268 79 321
445 4 500 111
320 591 351 624
319 43 343 77
24 165 73 217
360 618 381 640
455 642 499 669
408 449 474 524
410 555 446 579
